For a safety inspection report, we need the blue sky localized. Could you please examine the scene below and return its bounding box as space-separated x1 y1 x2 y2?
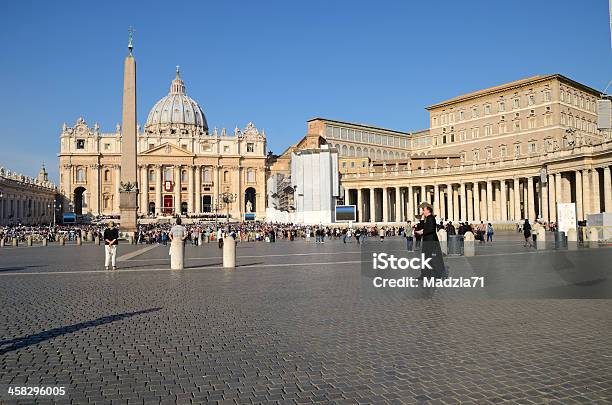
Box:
0 0 610 183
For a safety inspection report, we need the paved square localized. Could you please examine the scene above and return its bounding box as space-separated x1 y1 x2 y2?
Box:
1 235 612 404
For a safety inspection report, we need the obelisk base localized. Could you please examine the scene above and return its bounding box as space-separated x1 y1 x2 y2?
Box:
119 190 139 236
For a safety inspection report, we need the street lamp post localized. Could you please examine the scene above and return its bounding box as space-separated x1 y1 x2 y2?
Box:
219 192 237 226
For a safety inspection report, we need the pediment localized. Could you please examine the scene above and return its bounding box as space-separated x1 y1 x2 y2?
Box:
141 142 194 157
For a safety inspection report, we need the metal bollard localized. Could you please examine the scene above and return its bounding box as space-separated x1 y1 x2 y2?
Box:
223 235 236 268
42 238 48 247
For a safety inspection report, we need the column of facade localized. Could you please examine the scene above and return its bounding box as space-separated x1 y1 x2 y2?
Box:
575 170 583 221
394 187 401 223
114 165 121 213
90 164 100 215
433 184 440 218
592 168 601 214
527 177 535 221
344 187 350 205
548 174 556 222
452 185 459 221
140 164 148 214
155 165 162 215
446 184 454 222
187 165 194 214
439 186 446 220
604 166 612 212
369 188 376 223
420 185 426 204
555 172 562 214
174 166 181 214
382 187 389 222
194 166 201 214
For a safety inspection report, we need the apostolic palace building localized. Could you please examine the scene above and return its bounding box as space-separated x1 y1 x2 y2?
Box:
58 68 267 221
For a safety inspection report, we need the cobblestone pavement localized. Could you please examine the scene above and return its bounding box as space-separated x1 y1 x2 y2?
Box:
1 234 611 404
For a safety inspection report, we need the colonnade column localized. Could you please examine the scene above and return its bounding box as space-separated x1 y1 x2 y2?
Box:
604 166 612 212
541 177 548 222
382 188 388 222
592 168 601 214
575 170 583 221
344 187 350 205
453 185 459 222
460 182 466 221
433 184 440 218
407 186 414 222
439 186 446 220
499 180 507 221
357 188 363 222
485 181 493 222
194 166 201 214
527 177 535 221
420 185 426 204
466 184 473 221
473 182 480 222
447 184 454 222
513 178 521 220
394 187 401 223
555 172 562 205
155 165 162 215
187 165 194 214
548 174 556 222
369 188 376 223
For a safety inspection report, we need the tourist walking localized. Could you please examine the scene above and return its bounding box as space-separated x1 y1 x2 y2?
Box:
523 219 533 248
486 223 494 243
169 217 187 270
103 221 119 270
414 203 445 279
405 221 414 252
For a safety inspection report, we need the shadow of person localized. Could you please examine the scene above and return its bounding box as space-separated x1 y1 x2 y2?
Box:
0 307 162 355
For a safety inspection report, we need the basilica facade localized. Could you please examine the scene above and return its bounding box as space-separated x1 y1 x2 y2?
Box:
58 69 267 220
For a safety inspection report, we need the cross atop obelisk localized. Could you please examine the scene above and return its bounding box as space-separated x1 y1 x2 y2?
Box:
119 27 139 236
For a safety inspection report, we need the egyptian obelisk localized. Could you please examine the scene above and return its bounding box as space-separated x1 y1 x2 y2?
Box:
119 28 138 236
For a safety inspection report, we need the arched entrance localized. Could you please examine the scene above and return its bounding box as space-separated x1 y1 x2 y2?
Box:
181 202 188 215
244 187 256 213
148 202 155 214
74 187 86 215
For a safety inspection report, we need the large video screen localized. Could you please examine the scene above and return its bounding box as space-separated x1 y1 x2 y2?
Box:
335 205 356 222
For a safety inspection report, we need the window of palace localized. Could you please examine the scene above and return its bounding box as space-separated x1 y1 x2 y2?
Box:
499 123 507 134
326 126 333 138
247 169 255 183
500 146 507 158
544 91 551 102
560 90 565 101
459 130 466 141
471 128 479 139
484 104 491 115
181 170 188 183
528 94 535 106
148 170 155 182
486 148 492 159
350 161 355 168
529 142 537 153
104 143 111 151
223 145 230 153
341 128 347 139
246 143 254 152
514 144 521 157
528 118 536 129
513 98 520 109
76 139 85 149
432 116 438 126
223 171 229 182
473 150 479 161
181 144 187 150
361 160 366 168
104 170 110 182
342 161 347 168
484 125 492 136
333 127 340 138
472 107 478 118
459 110 465 120
499 101 505 112
514 121 521 131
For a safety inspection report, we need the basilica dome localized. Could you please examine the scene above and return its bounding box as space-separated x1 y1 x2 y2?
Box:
144 68 208 133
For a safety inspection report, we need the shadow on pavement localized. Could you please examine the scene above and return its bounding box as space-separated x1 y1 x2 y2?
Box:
0 307 162 355
0 265 45 272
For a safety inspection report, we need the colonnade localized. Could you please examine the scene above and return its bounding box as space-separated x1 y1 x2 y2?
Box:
343 165 612 224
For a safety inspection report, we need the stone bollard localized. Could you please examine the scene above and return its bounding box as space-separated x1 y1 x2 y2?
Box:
27 236 33 246
12 237 18 247
76 236 82 246
95 235 100 245
0 238 4 247
437 229 448 255
464 231 475 257
537 229 547 250
588 228 599 248
128 235 134 244
223 235 236 268
87 231 93 243
42 238 48 247
567 228 577 251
